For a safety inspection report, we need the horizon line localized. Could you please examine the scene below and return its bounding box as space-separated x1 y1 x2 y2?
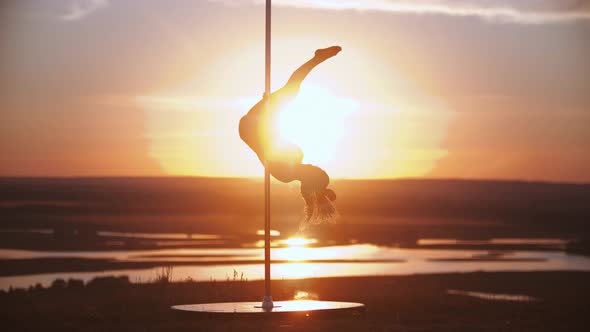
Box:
0 175 588 186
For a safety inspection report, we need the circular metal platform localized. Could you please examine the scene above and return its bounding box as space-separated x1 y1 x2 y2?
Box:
172 300 365 316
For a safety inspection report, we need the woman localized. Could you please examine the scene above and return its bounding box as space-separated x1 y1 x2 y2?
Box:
239 46 341 228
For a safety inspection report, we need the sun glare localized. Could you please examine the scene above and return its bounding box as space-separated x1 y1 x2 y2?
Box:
278 84 358 166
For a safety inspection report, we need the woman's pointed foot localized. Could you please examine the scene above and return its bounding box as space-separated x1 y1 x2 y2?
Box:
314 46 342 61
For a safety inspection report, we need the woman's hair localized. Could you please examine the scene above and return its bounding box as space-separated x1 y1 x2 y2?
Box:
298 164 338 230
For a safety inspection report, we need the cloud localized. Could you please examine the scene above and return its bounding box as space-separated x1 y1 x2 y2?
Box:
60 0 109 21
214 0 590 23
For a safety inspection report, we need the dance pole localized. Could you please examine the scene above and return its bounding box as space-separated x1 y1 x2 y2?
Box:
262 0 273 309
171 0 365 316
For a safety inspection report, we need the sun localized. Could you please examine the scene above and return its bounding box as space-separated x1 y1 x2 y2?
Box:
277 84 358 167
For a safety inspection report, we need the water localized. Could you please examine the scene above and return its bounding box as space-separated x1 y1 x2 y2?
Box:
2 243 590 291
96 231 225 240
447 289 538 302
418 238 568 249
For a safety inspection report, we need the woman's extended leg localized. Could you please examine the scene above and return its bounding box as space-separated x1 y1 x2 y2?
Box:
243 46 341 119
239 46 341 164
272 46 342 102
289 46 342 87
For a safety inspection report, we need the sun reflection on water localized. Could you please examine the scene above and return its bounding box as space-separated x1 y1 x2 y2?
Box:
274 262 320 278
280 237 318 247
293 290 319 301
276 237 319 261
3 243 590 291
254 236 318 251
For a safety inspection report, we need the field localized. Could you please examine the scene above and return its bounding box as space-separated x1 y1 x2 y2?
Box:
2 177 590 331
2 177 589 250
2 272 589 331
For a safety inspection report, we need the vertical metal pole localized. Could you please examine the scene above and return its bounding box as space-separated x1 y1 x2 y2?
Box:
261 0 273 309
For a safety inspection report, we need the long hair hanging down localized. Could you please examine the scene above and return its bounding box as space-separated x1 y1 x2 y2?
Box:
298 165 339 231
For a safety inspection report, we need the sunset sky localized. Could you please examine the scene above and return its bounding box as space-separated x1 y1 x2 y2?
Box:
1 0 589 182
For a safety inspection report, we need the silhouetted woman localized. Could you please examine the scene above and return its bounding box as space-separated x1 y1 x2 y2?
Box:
239 46 341 228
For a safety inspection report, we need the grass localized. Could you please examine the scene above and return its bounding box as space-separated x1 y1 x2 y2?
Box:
1 271 589 331
155 266 174 284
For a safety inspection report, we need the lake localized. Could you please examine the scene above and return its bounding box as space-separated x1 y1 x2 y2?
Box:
2 238 590 290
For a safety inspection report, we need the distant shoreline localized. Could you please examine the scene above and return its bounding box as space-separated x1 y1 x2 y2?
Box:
1 175 589 186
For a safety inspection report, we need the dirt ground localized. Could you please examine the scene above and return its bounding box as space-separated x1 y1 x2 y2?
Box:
1 271 589 331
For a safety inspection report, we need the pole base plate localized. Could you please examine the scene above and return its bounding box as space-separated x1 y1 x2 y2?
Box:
172 300 365 315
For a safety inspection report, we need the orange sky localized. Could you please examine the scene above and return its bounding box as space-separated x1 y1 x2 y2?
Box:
1 1 589 182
